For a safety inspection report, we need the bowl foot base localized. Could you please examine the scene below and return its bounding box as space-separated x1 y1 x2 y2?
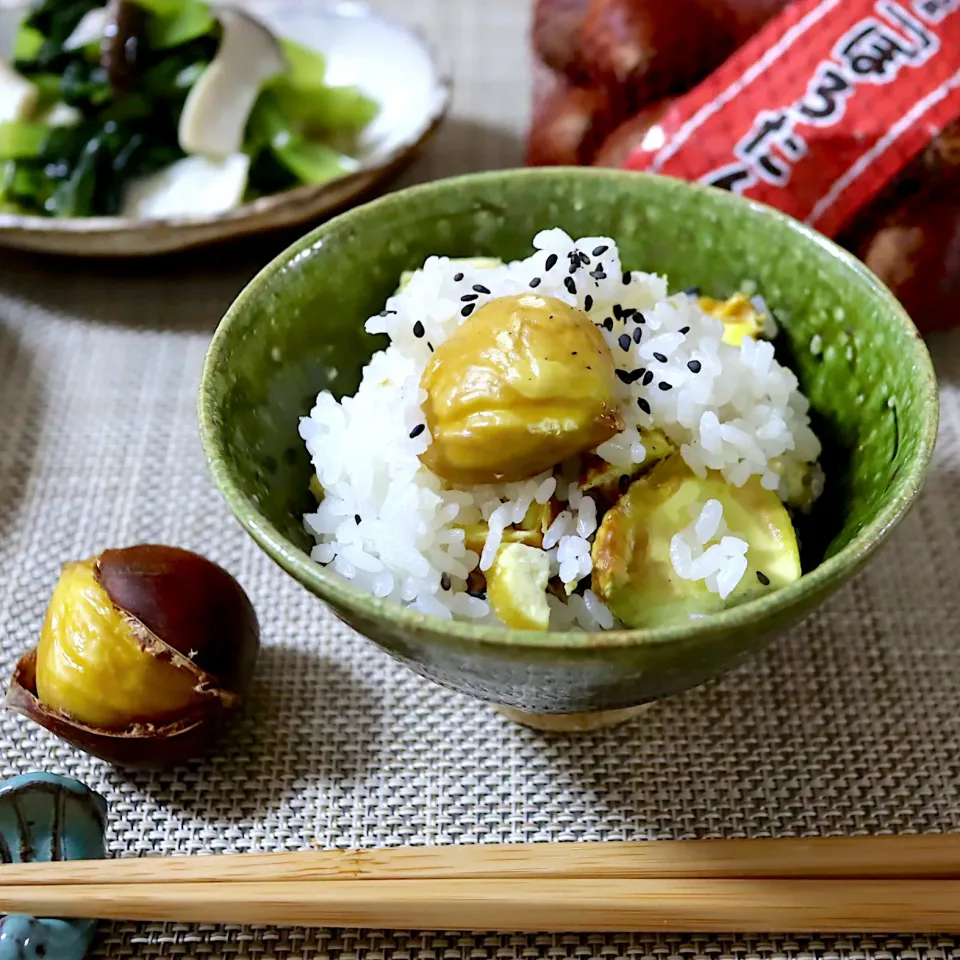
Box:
495 703 652 732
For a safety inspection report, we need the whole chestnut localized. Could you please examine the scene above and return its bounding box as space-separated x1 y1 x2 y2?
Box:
578 0 741 109
532 0 593 82
525 78 622 167
849 186 960 335
592 97 674 168
4 545 260 767
840 120 960 335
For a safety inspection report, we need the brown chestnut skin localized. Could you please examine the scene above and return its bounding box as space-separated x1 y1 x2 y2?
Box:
97 545 260 695
847 185 960 336
526 78 623 166
4 545 260 768
839 120 960 335
592 97 674 167
532 0 593 82
578 0 742 110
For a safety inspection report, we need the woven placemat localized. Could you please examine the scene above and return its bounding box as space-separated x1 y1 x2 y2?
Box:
2 0 960 956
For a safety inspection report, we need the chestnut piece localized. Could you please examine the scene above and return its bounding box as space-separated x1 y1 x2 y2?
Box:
5 545 260 768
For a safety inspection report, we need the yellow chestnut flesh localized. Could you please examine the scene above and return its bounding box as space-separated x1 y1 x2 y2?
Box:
419 294 624 485
5 544 260 767
35 560 207 731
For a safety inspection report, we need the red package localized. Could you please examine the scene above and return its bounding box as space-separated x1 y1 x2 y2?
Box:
622 0 960 240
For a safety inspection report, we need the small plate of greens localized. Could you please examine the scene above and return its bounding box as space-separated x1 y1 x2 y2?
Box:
0 0 450 256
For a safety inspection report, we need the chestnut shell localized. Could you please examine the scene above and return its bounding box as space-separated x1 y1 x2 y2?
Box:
97 545 260 693
592 97 674 168
4 545 260 768
532 0 593 82
526 77 623 166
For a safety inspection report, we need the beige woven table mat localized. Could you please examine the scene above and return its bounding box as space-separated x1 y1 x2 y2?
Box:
2 0 960 956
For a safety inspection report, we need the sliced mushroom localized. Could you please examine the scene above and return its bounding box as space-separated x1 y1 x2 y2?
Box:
178 7 286 157
121 153 251 219
64 6 111 51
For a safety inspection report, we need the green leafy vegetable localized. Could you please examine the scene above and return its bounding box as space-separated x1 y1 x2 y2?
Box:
0 122 48 160
266 37 378 132
3 0 377 218
247 91 352 189
147 0 215 51
13 26 45 62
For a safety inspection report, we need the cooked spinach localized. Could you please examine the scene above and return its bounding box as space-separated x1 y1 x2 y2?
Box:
4 1 216 216
0 0 378 218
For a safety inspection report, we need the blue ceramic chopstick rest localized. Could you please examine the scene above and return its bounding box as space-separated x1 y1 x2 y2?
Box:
0 772 107 960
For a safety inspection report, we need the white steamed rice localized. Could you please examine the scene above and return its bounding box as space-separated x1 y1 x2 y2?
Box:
298 229 823 630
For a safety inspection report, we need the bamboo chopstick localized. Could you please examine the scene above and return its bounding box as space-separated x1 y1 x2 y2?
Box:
4 835 960 886
2 878 960 932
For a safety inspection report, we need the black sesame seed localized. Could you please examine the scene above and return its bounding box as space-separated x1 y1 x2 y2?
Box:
355 514 362 524
571 351 577 356
628 368 644 383
468 588 487 600
637 314 646 324
603 318 614 331
658 381 673 391
379 309 396 317
757 570 770 586
564 277 577 295
618 333 632 351
653 352 668 363
618 474 631 494
642 370 654 386
453 272 464 281
687 359 702 373
593 245 608 256
545 254 558 271
473 284 490 295
440 573 451 591
530 277 542 288
413 320 425 338
569 260 579 275
621 307 636 319
622 271 632 285
683 285 700 297
632 326 642 344
461 293 479 302
637 397 651 414
461 304 475 318
584 294 594 312
409 423 426 438
590 266 606 280
428 342 434 352
579 251 590 265
613 303 623 319
679 326 690 334
615 369 632 384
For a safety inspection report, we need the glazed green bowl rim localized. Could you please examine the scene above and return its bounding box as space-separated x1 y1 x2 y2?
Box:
199 167 940 653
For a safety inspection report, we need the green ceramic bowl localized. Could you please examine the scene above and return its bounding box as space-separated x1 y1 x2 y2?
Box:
198 168 938 719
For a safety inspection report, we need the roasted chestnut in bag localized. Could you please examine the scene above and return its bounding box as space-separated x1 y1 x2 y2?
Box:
5 545 260 767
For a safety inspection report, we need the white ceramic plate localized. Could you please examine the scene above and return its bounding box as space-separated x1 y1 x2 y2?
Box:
0 0 451 256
